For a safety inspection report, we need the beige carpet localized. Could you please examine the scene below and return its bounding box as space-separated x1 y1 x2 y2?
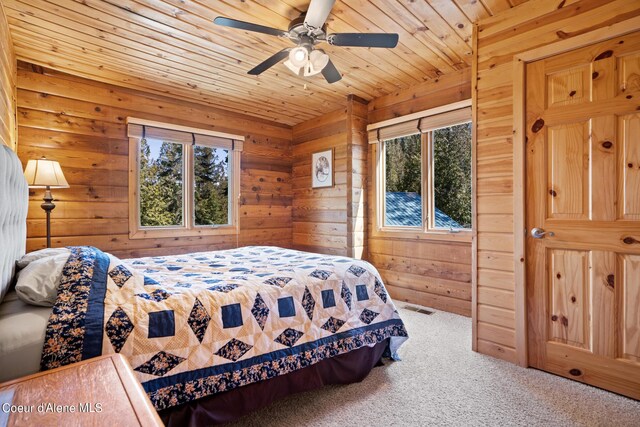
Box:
229 304 640 426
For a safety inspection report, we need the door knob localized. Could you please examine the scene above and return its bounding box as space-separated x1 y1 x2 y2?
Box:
531 227 554 239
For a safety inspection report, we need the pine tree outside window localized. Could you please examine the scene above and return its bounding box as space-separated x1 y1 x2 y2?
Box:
127 119 243 239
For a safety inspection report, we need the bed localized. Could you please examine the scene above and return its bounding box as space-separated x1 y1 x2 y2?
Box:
0 144 408 425
0 291 52 382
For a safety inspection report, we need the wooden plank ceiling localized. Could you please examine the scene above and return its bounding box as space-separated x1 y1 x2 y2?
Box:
3 0 526 126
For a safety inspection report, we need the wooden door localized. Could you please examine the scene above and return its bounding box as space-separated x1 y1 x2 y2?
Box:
526 31 640 400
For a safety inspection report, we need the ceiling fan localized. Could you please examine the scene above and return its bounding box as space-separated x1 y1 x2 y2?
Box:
214 0 399 84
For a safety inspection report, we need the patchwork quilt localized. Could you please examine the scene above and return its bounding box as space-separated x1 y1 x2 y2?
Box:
41 246 408 410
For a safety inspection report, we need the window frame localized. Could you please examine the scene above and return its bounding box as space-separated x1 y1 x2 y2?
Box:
372 103 473 243
127 118 243 239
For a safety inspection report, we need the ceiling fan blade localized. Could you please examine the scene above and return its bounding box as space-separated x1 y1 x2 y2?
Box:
214 17 287 38
328 33 399 48
321 59 341 84
248 49 291 75
304 0 336 29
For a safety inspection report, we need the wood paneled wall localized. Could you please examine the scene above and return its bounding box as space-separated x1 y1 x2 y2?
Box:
0 2 17 150
292 106 349 256
367 69 473 317
291 95 368 258
346 96 368 259
16 63 293 259
474 0 640 364
367 68 471 123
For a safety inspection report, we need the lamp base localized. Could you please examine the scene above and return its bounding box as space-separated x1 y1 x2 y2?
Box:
41 186 56 248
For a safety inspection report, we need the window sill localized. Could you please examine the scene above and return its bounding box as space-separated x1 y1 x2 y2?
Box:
372 227 472 243
129 226 238 240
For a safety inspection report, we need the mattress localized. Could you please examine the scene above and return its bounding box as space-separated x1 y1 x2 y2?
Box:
0 291 51 382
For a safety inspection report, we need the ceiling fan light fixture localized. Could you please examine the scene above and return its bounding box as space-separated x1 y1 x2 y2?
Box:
303 63 322 77
289 46 309 68
302 50 329 77
284 59 304 76
309 50 329 71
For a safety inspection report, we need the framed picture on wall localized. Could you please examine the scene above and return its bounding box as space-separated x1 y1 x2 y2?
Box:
312 149 333 188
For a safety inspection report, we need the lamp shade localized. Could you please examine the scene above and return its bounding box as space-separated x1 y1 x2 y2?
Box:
24 158 69 188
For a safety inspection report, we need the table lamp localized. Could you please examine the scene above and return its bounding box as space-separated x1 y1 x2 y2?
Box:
23 157 69 248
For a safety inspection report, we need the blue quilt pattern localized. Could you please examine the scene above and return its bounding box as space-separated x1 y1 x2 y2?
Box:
41 246 408 410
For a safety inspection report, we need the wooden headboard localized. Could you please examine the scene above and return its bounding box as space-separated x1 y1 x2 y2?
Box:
0 144 28 301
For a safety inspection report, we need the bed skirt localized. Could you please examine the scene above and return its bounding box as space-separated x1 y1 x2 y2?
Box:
159 338 389 426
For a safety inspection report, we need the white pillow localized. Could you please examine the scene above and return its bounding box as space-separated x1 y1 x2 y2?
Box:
15 252 70 307
17 248 70 269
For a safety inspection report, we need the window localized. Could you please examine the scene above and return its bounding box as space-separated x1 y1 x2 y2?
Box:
371 102 472 238
384 134 422 227
139 138 184 227
432 123 472 229
128 119 243 239
193 145 229 226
